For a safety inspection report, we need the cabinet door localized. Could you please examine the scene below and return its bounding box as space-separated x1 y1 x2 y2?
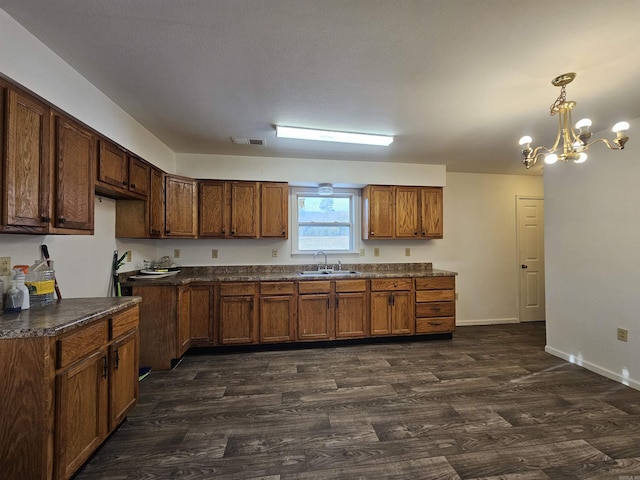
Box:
190 285 215 346
109 329 139 430
363 185 394 239
229 181 259 237
55 348 108 480
165 175 197 237
3 88 51 230
219 295 258 344
298 294 333 340
177 287 191 355
54 115 95 230
335 292 368 338
128 156 150 197
260 295 295 343
370 292 392 335
149 167 165 237
391 291 414 334
199 180 227 237
394 186 420 238
98 139 128 189
260 182 288 238
420 187 443 238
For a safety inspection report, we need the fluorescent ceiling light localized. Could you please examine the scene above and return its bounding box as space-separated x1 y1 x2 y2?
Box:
276 126 393 146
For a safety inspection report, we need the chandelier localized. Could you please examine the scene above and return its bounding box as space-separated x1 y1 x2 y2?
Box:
518 72 630 169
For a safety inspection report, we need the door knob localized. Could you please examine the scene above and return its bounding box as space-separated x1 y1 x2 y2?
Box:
521 264 528 269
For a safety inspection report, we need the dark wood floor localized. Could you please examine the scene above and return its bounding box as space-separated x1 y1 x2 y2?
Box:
76 322 640 479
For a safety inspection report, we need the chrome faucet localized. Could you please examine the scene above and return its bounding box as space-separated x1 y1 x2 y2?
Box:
314 251 328 270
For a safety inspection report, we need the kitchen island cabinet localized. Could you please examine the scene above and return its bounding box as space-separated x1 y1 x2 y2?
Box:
0 298 140 480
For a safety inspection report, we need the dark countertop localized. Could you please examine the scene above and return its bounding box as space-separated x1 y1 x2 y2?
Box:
0 296 142 339
122 262 457 287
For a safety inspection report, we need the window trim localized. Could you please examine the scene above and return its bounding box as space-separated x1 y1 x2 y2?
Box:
290 186 361 255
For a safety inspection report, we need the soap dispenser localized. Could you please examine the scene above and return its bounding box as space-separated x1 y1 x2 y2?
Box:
4 280 23 314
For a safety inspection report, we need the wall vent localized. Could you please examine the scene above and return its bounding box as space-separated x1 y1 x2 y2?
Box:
231 136 265 146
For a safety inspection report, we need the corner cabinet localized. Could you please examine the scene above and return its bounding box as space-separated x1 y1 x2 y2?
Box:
165 175 198 237
362 185 443 240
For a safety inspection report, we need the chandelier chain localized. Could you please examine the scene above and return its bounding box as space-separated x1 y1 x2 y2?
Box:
549 85 567 115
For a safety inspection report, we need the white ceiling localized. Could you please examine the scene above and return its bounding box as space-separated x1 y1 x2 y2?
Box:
2 0 640 175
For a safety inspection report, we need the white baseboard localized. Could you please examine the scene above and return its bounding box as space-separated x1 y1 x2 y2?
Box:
456 318 519 326
545 346 640 392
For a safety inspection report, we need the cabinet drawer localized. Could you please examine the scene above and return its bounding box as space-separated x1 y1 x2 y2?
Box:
416 317 455 334
298 281 332 294
370 278 412 291
220 282 258 296
335 279 368 293
416 289 455 302
415 276 455 290
415 302 455 318
260 282 295 295
57 320 109 369
110 306 139 339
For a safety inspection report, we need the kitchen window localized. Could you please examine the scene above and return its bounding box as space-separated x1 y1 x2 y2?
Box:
291 187 360 255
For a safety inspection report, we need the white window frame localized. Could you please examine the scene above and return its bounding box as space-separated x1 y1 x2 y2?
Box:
290 186 361 255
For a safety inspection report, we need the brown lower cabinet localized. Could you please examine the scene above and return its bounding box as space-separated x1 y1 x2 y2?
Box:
0 304 139 480
134 276 454 371
219 282 258 345
370 278 415 335
260 282 296 342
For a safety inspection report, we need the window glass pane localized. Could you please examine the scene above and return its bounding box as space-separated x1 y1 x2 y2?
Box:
298 197 351 223
298 226 351 251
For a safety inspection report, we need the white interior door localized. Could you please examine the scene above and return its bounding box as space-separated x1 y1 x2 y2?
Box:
517 197 545 322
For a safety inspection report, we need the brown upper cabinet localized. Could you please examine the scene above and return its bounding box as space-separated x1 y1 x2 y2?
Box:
164 174 197 238
260 182 288 238
53 113 96 232
362 185 443 240
96 138 150 199
0 82 94 234
198 180 287 239
1 84 51 233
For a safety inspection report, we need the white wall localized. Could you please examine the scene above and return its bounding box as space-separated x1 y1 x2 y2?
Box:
0 8 173 297
545 120 640 390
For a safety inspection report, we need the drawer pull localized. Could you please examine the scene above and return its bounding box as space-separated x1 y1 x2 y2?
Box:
429 322 443 326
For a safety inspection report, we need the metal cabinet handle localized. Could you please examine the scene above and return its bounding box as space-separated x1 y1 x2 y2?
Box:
102 356 108 378
58 217 66 224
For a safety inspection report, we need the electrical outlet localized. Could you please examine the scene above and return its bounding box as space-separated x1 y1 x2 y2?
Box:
126 251 132 262
455 293 459 300
405 248 411 257
374 247 380 257
0 257 11 276
617 328 628 342
272 248 278 258
211 249 218 259
173 249 180 259
359 248 365 256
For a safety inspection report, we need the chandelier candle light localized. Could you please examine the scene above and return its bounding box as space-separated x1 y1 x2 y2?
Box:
518 72 630 169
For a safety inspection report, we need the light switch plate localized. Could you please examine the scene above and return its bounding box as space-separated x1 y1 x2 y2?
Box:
174 249 180 259
211 249 218 259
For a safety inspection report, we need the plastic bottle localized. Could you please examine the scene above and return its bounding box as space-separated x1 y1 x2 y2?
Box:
4 280 23 314
12 268 30 310
26 260 55 307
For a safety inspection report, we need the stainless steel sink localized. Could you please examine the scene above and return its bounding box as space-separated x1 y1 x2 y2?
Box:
298 270 361 276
